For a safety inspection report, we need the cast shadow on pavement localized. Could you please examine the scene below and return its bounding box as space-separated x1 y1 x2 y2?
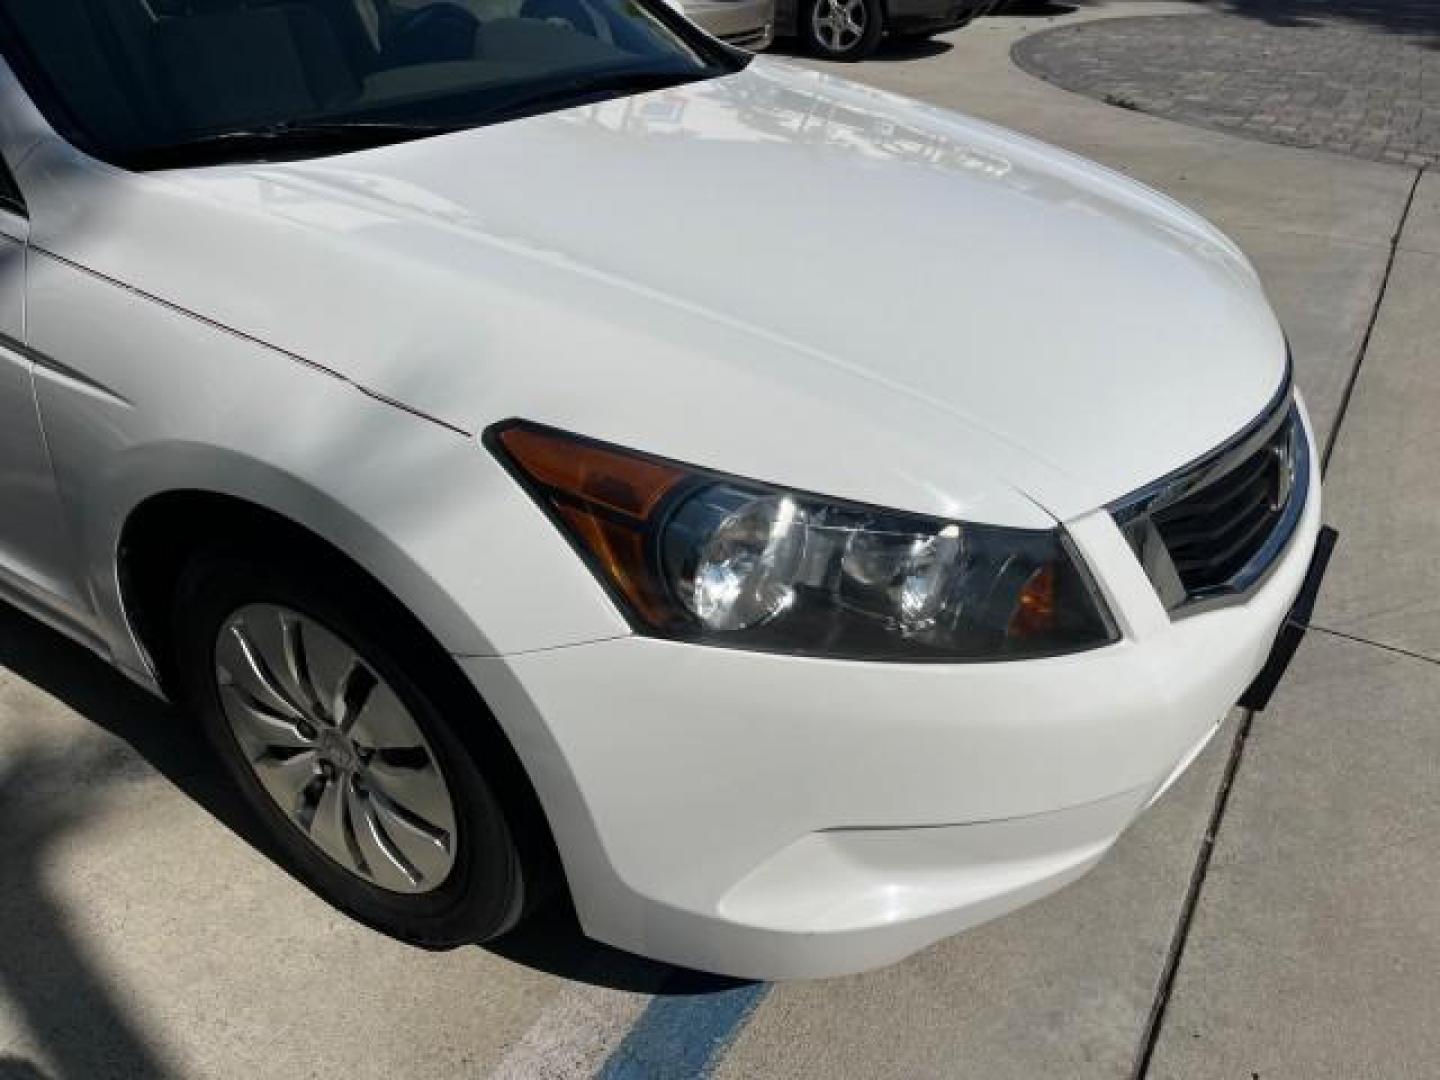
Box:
994 1 1077 15
0 602 744 1028
1187 0 1440 47
0 708 180 1078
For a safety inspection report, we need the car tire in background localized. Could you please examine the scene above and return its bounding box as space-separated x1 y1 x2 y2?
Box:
172 543 544 948
800 0 884 60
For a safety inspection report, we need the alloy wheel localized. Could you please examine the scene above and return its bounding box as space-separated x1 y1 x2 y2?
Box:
214 604 458 894
811 0 869 54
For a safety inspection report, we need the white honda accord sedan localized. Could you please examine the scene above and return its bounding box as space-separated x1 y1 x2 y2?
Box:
0 1 1329 979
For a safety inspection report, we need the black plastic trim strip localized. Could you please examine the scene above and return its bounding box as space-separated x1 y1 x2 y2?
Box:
1238 524 1338 710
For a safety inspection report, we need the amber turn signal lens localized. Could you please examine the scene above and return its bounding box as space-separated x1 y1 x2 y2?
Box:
497 426 685 521
495 424 688 626
1009 562 1057 640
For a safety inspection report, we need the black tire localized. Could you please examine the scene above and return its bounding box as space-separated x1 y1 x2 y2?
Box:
799 0 884 60
171 544 533 948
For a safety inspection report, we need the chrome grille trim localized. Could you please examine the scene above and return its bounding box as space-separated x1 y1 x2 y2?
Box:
1110 367 1308 615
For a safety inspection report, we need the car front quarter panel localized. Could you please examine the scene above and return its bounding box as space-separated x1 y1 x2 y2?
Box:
456 421 1321 978
24 248 631 677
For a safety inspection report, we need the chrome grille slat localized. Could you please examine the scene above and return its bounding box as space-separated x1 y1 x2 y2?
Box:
1166 483 1273 550
1110 371 1308 615
1160 479 1272 546
1157 452 1272 524
1170 503 1278 577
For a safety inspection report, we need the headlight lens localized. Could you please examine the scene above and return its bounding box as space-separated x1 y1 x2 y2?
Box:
668 488 808 631
492 422 1117 660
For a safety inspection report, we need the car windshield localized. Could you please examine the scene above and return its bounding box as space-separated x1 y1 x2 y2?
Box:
0 0 742 170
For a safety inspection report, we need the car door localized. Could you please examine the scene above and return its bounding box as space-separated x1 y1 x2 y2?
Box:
0 154 87 631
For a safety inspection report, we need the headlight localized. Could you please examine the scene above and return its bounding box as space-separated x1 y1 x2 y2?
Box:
490 422 1117 660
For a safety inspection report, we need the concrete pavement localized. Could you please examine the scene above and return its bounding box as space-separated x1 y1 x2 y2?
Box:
1312 178 1440 661
1150 153 1440 1079
2 4 1435 1078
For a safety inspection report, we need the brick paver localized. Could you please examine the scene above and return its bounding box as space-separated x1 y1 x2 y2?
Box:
1013 10 1440 166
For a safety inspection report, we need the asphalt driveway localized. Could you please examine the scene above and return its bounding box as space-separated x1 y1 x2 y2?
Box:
3 3 1437 1077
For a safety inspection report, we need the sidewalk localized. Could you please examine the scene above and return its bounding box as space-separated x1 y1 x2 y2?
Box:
1149 168 1440 1079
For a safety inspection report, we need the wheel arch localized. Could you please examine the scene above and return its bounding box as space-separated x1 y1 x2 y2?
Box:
97 442 502 682
115 486 442 693
115 481 564 898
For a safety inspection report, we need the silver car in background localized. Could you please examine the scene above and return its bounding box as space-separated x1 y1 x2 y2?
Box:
681 0 775 50
779 0 993 60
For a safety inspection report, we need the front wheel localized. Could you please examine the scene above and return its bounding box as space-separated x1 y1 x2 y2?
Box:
172 547 531 948
800 0 884 60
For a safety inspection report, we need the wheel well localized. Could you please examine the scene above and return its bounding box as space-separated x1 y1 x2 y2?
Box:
119 492 335 691
118 490 563 900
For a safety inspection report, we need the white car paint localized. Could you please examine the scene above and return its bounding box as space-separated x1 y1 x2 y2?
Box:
0 53 1317 978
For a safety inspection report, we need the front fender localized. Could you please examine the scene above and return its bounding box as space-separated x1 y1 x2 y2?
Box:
25 252 630 678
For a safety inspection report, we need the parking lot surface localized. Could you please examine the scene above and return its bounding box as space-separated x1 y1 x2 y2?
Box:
3 4 1438 1078
1016 3 1440 166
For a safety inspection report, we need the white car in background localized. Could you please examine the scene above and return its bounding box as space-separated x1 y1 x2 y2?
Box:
0 0 1329 979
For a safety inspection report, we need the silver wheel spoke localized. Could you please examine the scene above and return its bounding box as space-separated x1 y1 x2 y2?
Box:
348 683 420 751
333 660 378 735
279 612 324 715
216 623 306 721
367 755 453 831
368 786 453 886
348 783 423 890
298 620 363 726
306 773 357 870
221 687 315 755
234 606 323 717
215 604 458 895
252 750 321 812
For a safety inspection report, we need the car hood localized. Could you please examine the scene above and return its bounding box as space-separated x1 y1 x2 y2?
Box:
41 59 1287 523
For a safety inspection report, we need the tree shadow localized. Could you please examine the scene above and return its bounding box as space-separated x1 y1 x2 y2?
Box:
0 733 180 1079
992 1 1078 15
1182 0 1440 48
0 603 275 860
0 1057 52 1080
869 35 956 61
766 35 955 62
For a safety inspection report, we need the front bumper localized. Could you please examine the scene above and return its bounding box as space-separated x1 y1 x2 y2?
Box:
463 407 1323 979
685 0 777 49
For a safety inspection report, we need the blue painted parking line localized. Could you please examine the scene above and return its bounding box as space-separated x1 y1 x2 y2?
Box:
594 974 770 1080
